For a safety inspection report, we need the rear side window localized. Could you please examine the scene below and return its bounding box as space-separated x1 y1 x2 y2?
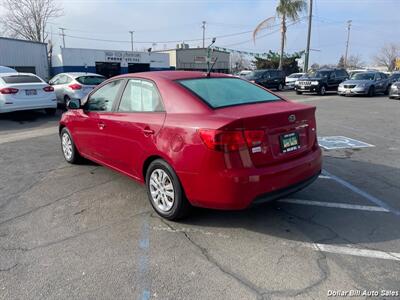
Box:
76 76 105 85
2 75 42 84
118 79 164 112
178 78 281 109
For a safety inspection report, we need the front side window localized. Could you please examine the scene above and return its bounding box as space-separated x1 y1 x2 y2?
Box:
178 77 281 109
118 79 164 112
86 80 124 112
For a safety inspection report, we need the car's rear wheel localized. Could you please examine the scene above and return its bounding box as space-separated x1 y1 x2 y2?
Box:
146 159 191 220
45 108 56 116
296 91 302 95
60 128 82 164
64 95 71 106
368 86 375 97
384 85 390 95
277 83 283 91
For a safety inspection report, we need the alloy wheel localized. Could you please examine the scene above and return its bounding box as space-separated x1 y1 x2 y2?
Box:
62 133 73 160
149 169 175 212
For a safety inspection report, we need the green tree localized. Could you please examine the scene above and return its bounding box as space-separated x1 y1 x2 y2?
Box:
254 50 304 74
253 0 306 70
337 55 345 68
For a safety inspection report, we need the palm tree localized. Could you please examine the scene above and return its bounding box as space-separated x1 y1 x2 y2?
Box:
253 0 306 70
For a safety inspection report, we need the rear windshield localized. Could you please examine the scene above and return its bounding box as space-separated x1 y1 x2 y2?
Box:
178 77 281 109
75 76 105 85
351 73 375 80
1 75 42 84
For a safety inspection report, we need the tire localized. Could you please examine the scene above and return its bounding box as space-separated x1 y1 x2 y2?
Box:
64 95 71 107
368 86 375 97
384 85 390 95
277 83 284 91
60 127 82 164
45 108 56 116
146 159 191 220
296 91 302 95
318 85 326 96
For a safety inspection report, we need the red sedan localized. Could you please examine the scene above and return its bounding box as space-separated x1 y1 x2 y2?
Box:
59 71 322 220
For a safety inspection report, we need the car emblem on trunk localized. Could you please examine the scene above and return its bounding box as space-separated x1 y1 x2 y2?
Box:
288 114 296 122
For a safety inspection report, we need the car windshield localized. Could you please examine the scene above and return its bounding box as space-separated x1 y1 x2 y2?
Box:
351 73 375 80
76 76 105 85
244 71 265 80
178 77 281 109
305 71 330 78
1 75 42 84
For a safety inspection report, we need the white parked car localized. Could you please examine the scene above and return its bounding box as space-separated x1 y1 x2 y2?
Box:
49 72 105 105
0 66 17 73
0 73 57 114
285 72 305 88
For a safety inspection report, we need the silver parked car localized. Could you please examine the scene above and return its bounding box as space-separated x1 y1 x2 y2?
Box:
285 72 305 88
338 72 390 97
389 82 400 99
49 72 105 105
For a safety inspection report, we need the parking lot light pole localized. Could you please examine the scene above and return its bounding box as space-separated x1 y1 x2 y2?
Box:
129 31 134 52
59 27 66 48
304 0 313 72
344 20 352 67
202 21 206 48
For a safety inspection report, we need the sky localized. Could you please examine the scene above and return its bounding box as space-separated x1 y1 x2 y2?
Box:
8 0 400 65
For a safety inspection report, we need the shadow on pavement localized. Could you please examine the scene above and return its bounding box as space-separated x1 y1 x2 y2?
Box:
0 109 63 132
174 157 400 246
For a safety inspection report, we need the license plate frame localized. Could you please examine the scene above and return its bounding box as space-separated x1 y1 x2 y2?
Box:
25 89 37 96
280 132 300 153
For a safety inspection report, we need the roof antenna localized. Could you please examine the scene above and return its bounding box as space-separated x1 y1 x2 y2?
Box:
206 37 216 77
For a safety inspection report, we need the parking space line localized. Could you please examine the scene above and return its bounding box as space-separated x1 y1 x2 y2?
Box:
309 243 400 261
279 198 389 212
322 170 400 216
318 174 331 179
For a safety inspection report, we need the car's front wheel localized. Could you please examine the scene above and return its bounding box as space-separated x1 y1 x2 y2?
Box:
368 86 375 97
318 85 326 96
60 128 82 164
277 83 284 91
146 159 191 220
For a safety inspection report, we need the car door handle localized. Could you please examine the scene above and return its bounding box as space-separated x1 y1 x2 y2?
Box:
98 122 106 130
143 128 155 136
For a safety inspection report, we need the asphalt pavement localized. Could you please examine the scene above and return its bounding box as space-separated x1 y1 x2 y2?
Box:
0 91 399 300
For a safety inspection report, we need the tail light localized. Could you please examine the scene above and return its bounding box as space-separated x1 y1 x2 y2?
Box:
43 86 54 92
69 84 82 90
0 88 19 94
198 129 266 152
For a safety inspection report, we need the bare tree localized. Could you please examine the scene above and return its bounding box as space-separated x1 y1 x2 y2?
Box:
347 54 365 69
373 43 400 72
230 53 251 73
1 0 63 43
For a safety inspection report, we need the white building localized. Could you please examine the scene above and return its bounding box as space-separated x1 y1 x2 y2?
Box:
52 47 170 78
0 37 49 80
160 47 231 73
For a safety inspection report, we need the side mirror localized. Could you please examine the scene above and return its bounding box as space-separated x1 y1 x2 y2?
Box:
67 99 81 110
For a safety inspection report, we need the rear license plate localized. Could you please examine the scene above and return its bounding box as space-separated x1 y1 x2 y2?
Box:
280 132 300 153
25 89 37 96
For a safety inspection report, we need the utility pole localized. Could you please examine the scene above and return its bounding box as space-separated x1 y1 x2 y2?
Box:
344 20 352 67
304 0 313 72
202 21 206 48
129 31 134 52
59 27 66 48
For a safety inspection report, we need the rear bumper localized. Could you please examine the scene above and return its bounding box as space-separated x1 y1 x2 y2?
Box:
0 100 57 113
181 147 322 210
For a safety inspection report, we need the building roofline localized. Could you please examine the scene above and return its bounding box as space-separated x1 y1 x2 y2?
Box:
0 36 47 45
155 48 230 54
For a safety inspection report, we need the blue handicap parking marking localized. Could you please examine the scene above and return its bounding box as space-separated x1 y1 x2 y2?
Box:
318 136 374 150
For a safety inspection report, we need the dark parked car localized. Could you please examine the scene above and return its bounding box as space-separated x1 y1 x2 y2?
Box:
245 69 285 90
338 72 390 97
295 68 349 95
59 71 321 220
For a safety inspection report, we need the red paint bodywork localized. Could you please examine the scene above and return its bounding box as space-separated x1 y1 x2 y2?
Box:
60 71 322 210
